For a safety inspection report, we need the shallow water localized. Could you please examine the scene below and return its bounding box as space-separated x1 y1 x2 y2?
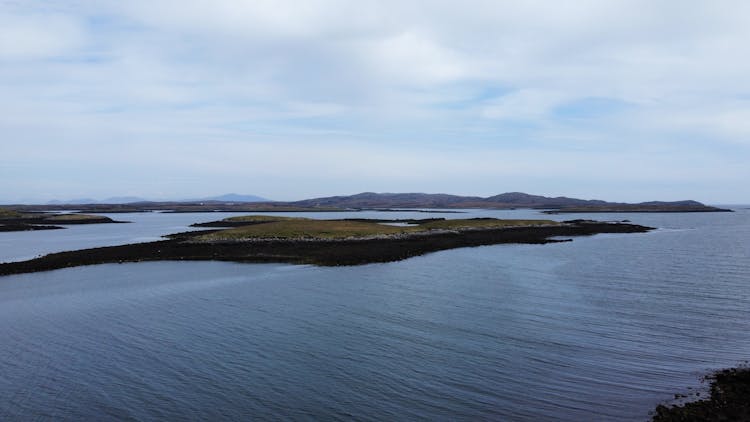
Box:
0 208 748 420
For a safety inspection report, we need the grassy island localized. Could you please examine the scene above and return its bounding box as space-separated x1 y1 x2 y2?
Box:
192 215 561 242
196 219 417 240
43 214 119 223
0 217 652 276
191 216 561 241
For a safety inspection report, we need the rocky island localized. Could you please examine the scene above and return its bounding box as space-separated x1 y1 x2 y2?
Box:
0 209 126 232
0 216 652 276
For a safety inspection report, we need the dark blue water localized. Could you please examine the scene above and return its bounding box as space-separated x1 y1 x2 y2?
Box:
0 209 748 420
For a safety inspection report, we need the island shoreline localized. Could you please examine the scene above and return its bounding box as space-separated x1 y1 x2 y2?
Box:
0 221 652 276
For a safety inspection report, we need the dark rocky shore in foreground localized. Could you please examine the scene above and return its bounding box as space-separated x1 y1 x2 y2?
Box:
652 367 750 421
0 220 651 276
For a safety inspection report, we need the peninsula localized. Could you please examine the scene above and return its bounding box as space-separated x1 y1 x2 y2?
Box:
0 216 652 276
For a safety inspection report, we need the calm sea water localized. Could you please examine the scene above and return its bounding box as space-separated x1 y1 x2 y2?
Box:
0 208 748 420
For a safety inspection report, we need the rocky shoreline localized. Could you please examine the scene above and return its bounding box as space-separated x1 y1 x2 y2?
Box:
0 220 652 276
652 367 750 421
0 223 63 232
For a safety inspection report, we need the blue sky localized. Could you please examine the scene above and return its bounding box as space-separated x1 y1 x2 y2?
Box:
1 0 749 203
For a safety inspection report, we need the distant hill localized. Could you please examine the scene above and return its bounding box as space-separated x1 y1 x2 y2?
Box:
292 191 607 208
292 192 728 212
292 192 483 208
194 193 270 203
103 196 151 204
45 194 268 205
47 196 148 205
17 191 728 213
46 198 98 205
484 192 609 207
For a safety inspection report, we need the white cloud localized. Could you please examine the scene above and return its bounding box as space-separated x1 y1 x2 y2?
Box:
370 30 468 85
0 13 83 60
631 101 750 145
480 89 567 121
1 0 749 202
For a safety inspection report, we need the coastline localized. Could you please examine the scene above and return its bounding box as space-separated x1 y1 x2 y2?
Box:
652 367 750 421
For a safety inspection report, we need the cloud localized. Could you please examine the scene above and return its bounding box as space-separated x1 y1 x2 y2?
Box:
480 90 568 121
369 30 469 85
1 0 749 202
0 12 83 60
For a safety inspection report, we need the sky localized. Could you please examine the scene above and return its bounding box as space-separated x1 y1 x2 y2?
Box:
1 1 749 204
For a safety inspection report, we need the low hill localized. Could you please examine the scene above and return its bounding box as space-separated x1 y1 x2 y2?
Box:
292 192 483 208
7 192 730 213
195 193 269 202
292 192 728 212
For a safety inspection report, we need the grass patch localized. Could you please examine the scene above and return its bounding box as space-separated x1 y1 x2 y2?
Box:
196 219 420 241
194 218 561 241
222 215 310 223
0 208 22 219
44 214 108 221
420 218 560 230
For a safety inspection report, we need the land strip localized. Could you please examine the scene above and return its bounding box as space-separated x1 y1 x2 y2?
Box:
0 212 127 232
2 191 730 214
0 218 652 276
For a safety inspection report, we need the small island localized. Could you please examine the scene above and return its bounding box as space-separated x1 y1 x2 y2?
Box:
0 209 127 232
0 216 652 276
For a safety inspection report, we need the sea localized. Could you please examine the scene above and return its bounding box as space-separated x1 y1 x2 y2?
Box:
0 207 748 421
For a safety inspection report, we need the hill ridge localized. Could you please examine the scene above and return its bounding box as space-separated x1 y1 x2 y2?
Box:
291 191 719 210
